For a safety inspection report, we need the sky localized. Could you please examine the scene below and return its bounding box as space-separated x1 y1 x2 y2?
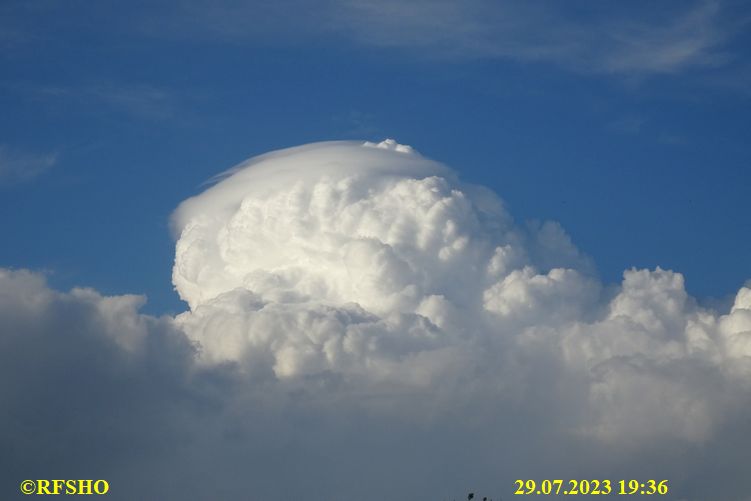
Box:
2 1 751 500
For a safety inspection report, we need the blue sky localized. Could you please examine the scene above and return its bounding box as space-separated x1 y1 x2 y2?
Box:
5 3 751 499
1 0 750 315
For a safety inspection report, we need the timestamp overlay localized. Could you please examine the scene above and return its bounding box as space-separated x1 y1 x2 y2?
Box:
513 480 669 496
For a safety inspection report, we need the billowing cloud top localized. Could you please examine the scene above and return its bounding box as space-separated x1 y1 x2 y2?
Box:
171 139 751 445
171 140 593 381
173 139 458 311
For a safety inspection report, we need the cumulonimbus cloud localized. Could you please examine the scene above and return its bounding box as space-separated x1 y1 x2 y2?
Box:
172 139 751 442
2 139 750 500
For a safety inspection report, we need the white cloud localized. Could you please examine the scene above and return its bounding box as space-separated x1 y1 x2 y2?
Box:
172 139 751 448
332 0 735 74
10 82 178 121
0 144 57 185
149 0 738 76
3 1 741 78
2 140 751 499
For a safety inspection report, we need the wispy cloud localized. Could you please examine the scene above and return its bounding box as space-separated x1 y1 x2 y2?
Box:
12 81 178 121
0 144 57 185
126 0 748 79
1 1 745 78
0 1 39 54
331 0 736 75
86 83 176 120
595 1 731 74
135 0 743 76
332 109 381 137
607 114 648 135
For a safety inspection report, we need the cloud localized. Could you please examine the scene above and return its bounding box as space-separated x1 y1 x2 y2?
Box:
172 140 751 437
0 144 57 185
84 83 177 120
608 114 647 135
3 140 751 499
143 0 741 76
3 1 743 78
12 82 178 121
0 269 199 496
331 0 734 74
594 0 730 74
169 139 751 497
